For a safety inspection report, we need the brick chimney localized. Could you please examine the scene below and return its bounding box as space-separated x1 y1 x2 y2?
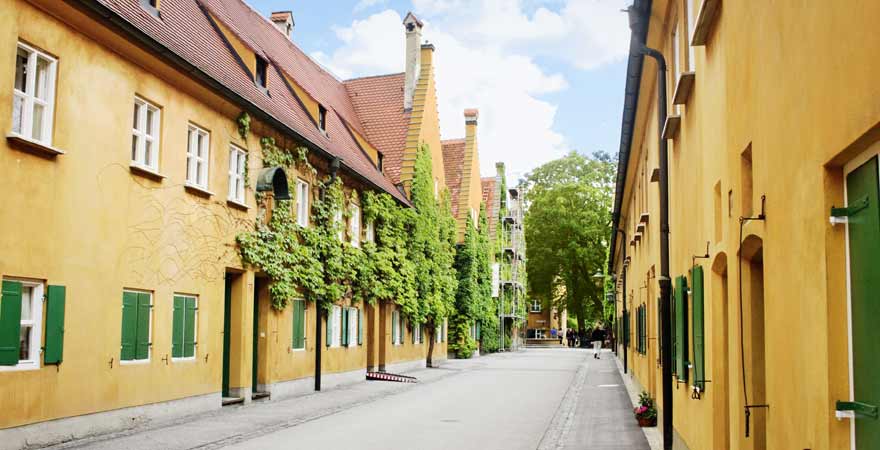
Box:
270 11 294 39
403 12 423 110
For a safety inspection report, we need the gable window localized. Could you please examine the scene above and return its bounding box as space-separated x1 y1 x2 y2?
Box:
335 208 344 241
228 145 247 204
139 0 160 16
531 299 541 313
255 56 268 89
12 42 57 145
318 105 327 132
296 179 310 227
186 125 209 189
121 290 152 362
365 220 375 243
131 97 161 171
350 203 361 247
171 295 197 360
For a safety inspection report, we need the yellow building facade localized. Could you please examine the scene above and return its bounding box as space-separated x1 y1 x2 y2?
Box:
0 0 450 447
612 1 880 449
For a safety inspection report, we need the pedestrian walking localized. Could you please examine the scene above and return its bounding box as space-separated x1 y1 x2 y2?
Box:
566 329 575 348
591 327 605 359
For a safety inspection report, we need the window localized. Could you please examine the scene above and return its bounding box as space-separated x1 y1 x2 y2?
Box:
255 56 267 89
186 125 210 189
530 299 541 313
350 203 361 247
329 305 342 347
131 97 161 171
687 0 697 70
335 208 344 241
391 310 401 345
292 299 306 350
365 220 375 243
12 42 57 145
0 279 43 369
121 290 152 362
172 295 197 360
671 21 681 114
296 179 310 227
228 145 247 204
435 324 441 343
347 307 358 347
318 105 327 132
413 322 422 344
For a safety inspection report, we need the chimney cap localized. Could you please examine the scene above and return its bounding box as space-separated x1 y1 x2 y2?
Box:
464 109 479 123
270 10 294 24
403 12 424 29
421 43 435 51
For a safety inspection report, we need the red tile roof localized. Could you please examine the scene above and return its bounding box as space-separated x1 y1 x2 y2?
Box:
344 73 411 185
442 139 466 217
93 0 405 203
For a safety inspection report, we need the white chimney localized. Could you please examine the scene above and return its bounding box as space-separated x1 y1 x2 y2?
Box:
270 11 294 39
402 12 423 110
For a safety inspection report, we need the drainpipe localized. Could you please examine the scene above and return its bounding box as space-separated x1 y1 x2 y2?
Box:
315 157 342 391
616 228 627 373
627 4 672 449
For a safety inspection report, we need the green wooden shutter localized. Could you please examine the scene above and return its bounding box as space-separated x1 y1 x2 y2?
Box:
44 285 66 364
391 311 397 344
0 281 23 365
401 317 406 343
692 266 706 391
136 293 151 360
623 310 629 347
411 320 415 344
172 296 185 358
120 292 138 361
675 275 689 382
476 322 481 341
184 297 197 358
358 308 364 345
342 308 349 347
292 300 304 349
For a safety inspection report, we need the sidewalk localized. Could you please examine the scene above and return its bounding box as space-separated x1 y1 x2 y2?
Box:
614 353 662 450
46 362 477 450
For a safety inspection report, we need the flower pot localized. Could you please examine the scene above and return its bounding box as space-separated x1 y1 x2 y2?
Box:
637 416 657 427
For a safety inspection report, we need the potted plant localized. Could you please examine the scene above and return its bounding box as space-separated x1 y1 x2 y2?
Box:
634 391 657 427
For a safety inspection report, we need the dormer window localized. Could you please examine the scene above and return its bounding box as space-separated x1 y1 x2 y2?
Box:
377 153 384 172
318 105 327 132
139 0 160 17
255 56 267 89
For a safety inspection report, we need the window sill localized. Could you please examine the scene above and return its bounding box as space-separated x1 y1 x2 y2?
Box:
130 164 166 181
172 357 196 363
227 198 250 211
672 72 695 105
7 133 65 158
661 115 681 140
120 359 150 366
184 183 214 198
691 0 720 46
0 361 40 372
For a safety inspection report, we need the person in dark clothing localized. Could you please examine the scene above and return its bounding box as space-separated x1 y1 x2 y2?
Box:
591 328 606 359
566 329 575 348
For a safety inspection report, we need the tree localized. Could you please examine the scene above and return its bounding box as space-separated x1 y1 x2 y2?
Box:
524 151 616 333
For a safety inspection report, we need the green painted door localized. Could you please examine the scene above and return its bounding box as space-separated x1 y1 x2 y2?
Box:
222 275 232 398
847 155 880 449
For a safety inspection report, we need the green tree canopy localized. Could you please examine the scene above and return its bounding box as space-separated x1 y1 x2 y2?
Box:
524 151 616 332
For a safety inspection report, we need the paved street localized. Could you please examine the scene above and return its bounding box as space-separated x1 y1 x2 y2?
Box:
55 348 648 450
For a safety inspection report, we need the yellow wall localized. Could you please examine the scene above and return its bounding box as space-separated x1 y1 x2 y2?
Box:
614 1 880 449
206 11 257 78
281 73 320 126
400 46 445 197
348 125 381 167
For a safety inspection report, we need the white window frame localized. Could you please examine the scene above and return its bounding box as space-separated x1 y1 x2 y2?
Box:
292 298 306 351
335 208 344 241
365 220 375 243
671 21 682 115
350 203 361 248
121 289 153 365
392 310 401 345
435 324 441 343
228 145 247 204
11 42 57 146
331 305 342 348
185 124 210 189
0 278 44 372
414 322 422 343
296 179 310 227
347 307 358 348
172 294 198 362
131 97 161 171
531 299 541 313
686 0 697 71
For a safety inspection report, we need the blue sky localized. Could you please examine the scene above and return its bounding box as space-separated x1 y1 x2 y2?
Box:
249 0 629 180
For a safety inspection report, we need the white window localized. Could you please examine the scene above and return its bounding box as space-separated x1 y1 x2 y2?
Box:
11 42 57 145
331 305 342 347
335 208 344 241
672 22 682 114
365 220 375 243
350 203 361 247
414 323 422 343
186 124 210 189
531 299 541 313
131 97 161 170
687 0 697 71
348 307 358 347
228 145 247 203
436 324 441 343
296 179 309 227
1 279 43 371
392 310 401 345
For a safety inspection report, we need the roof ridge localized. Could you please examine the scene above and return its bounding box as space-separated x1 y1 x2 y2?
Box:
344 72 406 83
441 138 466 144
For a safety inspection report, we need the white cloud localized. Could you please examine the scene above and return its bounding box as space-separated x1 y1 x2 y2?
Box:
313 1 628 178
353 0 387 13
